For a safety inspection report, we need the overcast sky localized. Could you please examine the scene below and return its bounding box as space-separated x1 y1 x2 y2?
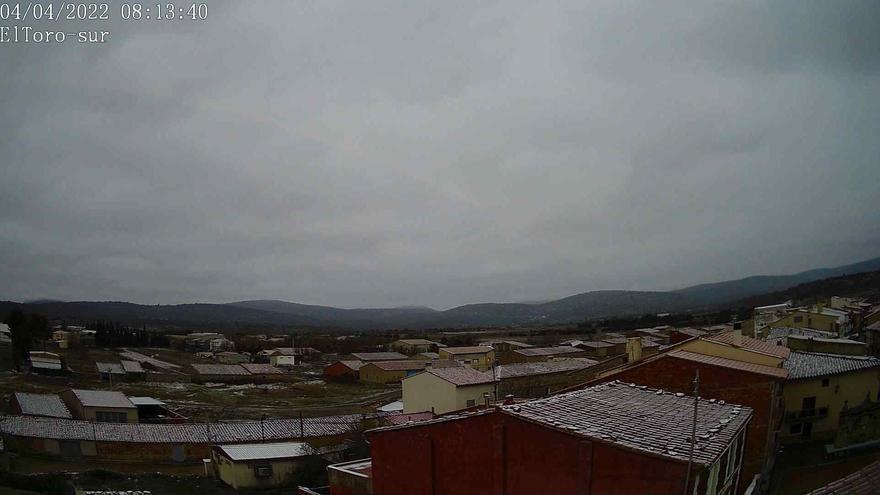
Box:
1 1 878 309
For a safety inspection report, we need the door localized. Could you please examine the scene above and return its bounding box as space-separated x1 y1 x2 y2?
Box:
802 422 813 438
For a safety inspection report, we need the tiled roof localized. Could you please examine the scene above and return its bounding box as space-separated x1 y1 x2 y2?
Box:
0 413 365 443
351 352 408 361
191 364 251 375
395 339 437 346
705 331 791 359
440 346 494 355
217 441 312 461
426 367 496 386
673 328 707 338
809 459 880 494
763 326 836 342
118 349 182 370
515 346 586 356
784 352 880 380
493 358 598 379
501 381 752 466
419 352 440 359
13 393 72 419
365 360 431 372
120 360 145 373
668 351 788 379
70 389 135 409
335 360 365 371
95 362 125 375
240 363 282 374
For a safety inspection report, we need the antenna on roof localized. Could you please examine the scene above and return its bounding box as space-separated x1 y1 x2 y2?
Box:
683 369 699 495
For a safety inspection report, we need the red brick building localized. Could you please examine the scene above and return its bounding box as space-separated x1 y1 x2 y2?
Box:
357 382 752 495
324 360 365 382
585 349 787 494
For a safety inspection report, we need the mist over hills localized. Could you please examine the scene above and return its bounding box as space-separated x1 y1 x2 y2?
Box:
3 256 879 330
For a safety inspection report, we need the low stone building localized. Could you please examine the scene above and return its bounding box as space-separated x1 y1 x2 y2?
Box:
60 389 138 423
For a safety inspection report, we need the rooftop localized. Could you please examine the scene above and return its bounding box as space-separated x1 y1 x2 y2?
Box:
365 360 432 371
128 397 166 407
95 362 125 375
120 360 145 373
70 389 135 409
514 346 586 356
493 358 598 379
335 360 365 371
705 331 791 359
241 363 283 374
764 326 836 341
395 339 437 346
668 350 788 379
217 441 312 461
784 352 880 380
501 381 752 466
424 367 496 386
808 459 880 494
191 364 251 376
351 352 408 361
13 393 72 419
440 346 494 355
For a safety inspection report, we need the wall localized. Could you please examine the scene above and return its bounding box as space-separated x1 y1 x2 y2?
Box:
325 362 359 382
453 383 496 411
680 339 783 367
359 366 407 384
438 350 495 371
403 373 455 414
82 406 139 423
368 411 708 495
590 355 779 494
770 312 840 334
213 451 304 490
781 369 880 443
786 338 867 356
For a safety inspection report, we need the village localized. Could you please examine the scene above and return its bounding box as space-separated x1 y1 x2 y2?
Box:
0 295 878 494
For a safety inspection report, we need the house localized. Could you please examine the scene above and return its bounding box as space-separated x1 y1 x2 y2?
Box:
508 345 588 363
191 364 252 383
807 459 880 494
324 360 365 382
769 307 851 337
389 339 440 355
267 348 300 367
367 381 753 495
437 346 495 371
785 335 868 356
61 389 138 423
128 396 187 424
212 441 317 489
121 360 146 379
402 367 496 414
96 362 126 381
359 360 458 384
481 340 533 364
633 327 670 344
10 392 72 419
781 351 880 443
28 351 64 375
680 330 790 368
586 349 788 492
492 357 626 399
326 458 373 495
216 351 249 365
350 352 408 362
599 336 629 355
184 332 235 352
241 363 283 376
753 301 793 339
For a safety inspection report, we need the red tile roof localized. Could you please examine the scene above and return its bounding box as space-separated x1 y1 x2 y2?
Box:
668 350 788 379
704 331 791 359
809 459 880 494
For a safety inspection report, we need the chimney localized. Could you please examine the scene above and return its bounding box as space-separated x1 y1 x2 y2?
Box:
732 328 743 346
626 337 642 363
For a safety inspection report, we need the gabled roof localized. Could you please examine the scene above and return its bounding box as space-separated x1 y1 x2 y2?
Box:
364 360 431 372
514 346 585 356
333 360 365 371
424 367 495 386
704 331 791 359
13 393 72 419
501 381 752 467
668 350 788 379
440 346 494 355
809 459 880 494
69 389 135 409
191 364 251 375
351 352 408 362
493 358 598 379
784 352 880 380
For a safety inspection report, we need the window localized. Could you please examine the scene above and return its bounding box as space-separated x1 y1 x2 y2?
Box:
466 399 476 408
790 423 802 435
254 465 273 478
794 316 803 323
95 411 127 423
821 378 829 387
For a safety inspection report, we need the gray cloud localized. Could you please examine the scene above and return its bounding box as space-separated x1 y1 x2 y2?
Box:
1 0 878 309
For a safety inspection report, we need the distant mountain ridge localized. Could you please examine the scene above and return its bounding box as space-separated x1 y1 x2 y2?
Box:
3 255 878 330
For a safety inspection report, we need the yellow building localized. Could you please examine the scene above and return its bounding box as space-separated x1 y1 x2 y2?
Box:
60 389 138 423
389 339 440 355
212 441 315 489
402 367 496 414
438 346 495 371
679 330 790 368
769 309 848 336
781 351 880 443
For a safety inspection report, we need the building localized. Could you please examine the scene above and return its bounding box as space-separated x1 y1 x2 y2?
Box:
402 367 496 414
587 349 788 492
95 362 125 381
61 389 138 423
680 330 790 368
769 308 851 337
183 332 235 352
807 459 880 494
28 351 64 375
868 320 880 356
0 327 12 371
326 458 373 495
10 392 73 419
324 360 365 382
212 441 316 489
120 359 146 379
633 327 671 344
508 346 588 363
128 396 187 424
359 360 458 384
437 346 495 371
668 327 707 344
763 326 837 346
267 348 301 367
241 363 283 376
368 381 753 495
191 364 252 383
216 351 250 364
481 340 533 364
492 357 627 399
785 335 868 356
752 301 793 339
389 339 441 355
350 352 408 362
781 351 880 443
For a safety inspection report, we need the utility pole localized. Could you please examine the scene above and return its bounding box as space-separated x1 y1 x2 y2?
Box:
683 369 700 495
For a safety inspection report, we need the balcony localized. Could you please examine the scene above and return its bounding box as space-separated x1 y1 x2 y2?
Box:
784 407 828 422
